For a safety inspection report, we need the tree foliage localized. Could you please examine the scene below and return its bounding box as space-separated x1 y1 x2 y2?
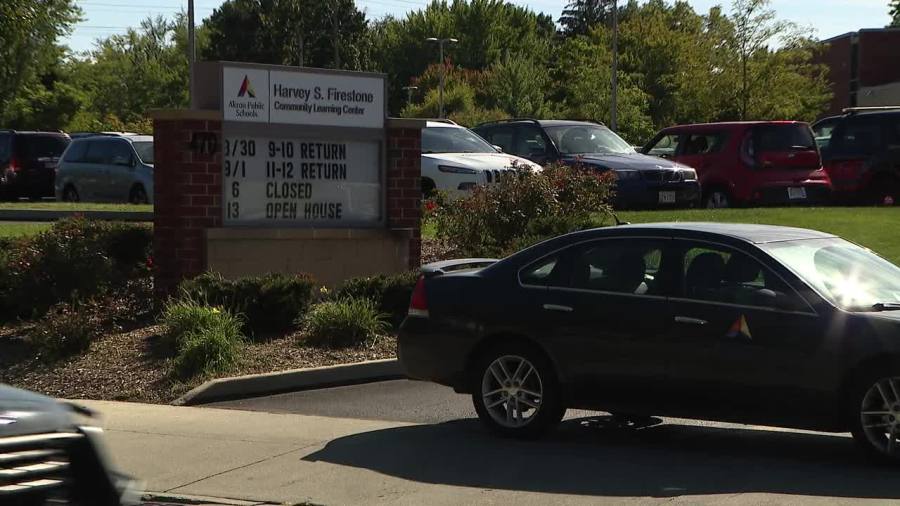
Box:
558 0 615 37
202 0 371 70
890 0 900 27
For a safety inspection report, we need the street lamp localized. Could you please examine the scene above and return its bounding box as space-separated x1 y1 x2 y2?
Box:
610 0 618 132
425 37 458 119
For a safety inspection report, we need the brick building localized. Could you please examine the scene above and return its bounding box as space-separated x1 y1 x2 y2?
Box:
817 28 900 117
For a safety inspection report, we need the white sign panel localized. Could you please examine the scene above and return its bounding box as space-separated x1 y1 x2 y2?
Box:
222 135 381 225
223 67 270 123
270 70 384 129
221 67 384 128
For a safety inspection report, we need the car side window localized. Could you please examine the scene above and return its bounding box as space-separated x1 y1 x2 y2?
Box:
832 119 884 157
21 136 69 159
480 127 514 155
108 140 134 166
520 255 567 287
0 133 10 163
570 239 667 295
646 134 680 158
681 243 803 310
84 140 113 164
683 133 727 155
514 126 548 159
63 141 88 163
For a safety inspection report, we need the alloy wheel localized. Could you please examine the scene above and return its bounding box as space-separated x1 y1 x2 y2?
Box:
860 376 900 458
481 355 543 429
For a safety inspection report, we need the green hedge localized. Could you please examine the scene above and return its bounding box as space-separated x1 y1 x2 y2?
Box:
177 272 317 336
332 271 419 328
0 218 152 322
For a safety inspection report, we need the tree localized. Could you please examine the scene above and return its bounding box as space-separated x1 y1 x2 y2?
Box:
483 54 549 117
558 0 614 37
730 0 788 119
202 0 370 70
0 0 81 123
891 0 900 27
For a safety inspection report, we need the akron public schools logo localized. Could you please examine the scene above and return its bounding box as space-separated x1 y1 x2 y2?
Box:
238 75 256 98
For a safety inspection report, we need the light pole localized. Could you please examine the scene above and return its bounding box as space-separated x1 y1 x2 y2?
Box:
425 37 458 118
402 86 418 107
188 0 196 108
610 0 618 132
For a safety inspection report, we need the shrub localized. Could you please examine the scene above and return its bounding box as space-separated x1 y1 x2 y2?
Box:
26 301 103 360
173 316 243 378
160 298 243 377
298 298 389 349
331 271 419 327
177 272 317 336
0 218 152 322
426 163 615 257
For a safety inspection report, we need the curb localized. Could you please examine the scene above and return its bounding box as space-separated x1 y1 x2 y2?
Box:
0 209 153 222
173 358 404 406
140 492 284 505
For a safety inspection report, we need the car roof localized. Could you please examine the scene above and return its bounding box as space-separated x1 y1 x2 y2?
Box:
425 121 463 128
592 222 836 244
661 121 807 132
0 130 68 137
71 134 152 143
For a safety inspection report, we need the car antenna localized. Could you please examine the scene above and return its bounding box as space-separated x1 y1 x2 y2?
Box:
612 212 630 226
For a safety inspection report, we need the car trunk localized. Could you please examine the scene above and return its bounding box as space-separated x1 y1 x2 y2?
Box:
749 124 821 172
15 135 69 197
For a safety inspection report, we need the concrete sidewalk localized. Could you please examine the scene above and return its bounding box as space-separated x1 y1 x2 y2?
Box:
81 400 900 506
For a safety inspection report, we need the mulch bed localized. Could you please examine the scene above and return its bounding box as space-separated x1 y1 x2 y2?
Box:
0 324 397 404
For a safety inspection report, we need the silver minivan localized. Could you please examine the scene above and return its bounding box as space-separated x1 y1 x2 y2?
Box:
55 134 154 204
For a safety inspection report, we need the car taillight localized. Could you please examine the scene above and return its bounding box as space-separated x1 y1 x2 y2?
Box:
408 275 429 318
8 157 20 172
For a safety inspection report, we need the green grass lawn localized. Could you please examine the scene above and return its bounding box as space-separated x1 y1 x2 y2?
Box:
424 207 900 264
0 202 152 212
0 222 54 239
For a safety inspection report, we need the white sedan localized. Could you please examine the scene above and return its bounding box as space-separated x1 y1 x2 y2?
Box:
421 121 538 198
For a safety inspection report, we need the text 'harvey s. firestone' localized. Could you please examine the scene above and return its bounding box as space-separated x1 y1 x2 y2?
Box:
272 84 375 116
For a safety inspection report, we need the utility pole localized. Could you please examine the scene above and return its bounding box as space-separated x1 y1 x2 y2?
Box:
402 86 418 107
610 0 618 132
332 1 341 69
188 0 195 108
425 37 458 118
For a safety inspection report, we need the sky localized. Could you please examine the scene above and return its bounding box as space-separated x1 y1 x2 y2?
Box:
67 0 893 53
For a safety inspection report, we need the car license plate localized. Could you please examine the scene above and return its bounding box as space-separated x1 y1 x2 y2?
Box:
658 191 676 204
788 187 807 200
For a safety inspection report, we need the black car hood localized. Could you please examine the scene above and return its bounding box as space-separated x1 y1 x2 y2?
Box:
0 384 73 437
564 152 686 171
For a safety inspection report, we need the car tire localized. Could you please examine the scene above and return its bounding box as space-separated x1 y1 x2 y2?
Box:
704 189 731 209
848 368 900 464
471 342 565 439
867 176 899 206
62 185 80 202
129 185 148 205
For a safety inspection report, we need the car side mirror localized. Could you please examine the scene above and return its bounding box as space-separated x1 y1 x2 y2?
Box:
492 145 504 153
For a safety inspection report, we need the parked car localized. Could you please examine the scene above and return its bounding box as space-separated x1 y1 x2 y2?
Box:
642 121 831 208
400 223 900 462
812 115 841 149
421 120 538 198
55 134 154 204
473 119 700 209
819 107 900 205
0 383 139 504
0 130 70 201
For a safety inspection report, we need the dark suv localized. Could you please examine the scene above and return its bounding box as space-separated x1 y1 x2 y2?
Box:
0 130 70 201
819 107 900 205
472 119 700 209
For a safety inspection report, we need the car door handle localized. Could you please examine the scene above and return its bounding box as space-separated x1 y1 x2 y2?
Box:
542 304 573 313
674 316 707 325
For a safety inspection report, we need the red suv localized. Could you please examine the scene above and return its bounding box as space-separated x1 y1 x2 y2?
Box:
642 122 832 208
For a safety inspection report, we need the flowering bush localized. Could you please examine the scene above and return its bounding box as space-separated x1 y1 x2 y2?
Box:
425 163 615 257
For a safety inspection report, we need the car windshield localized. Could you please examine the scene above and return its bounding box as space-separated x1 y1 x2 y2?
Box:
133 141 153 164
761 238 900 311
422 126 495 154
545 125 634 155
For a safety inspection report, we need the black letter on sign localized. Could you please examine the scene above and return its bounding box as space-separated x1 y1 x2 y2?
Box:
190 132 218 155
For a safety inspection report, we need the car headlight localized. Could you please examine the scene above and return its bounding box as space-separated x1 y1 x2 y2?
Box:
438 165 477 174
614 169 641 181
680 168 697 181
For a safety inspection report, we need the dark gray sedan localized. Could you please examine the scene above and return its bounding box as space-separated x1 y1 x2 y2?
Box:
399 223 900 463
